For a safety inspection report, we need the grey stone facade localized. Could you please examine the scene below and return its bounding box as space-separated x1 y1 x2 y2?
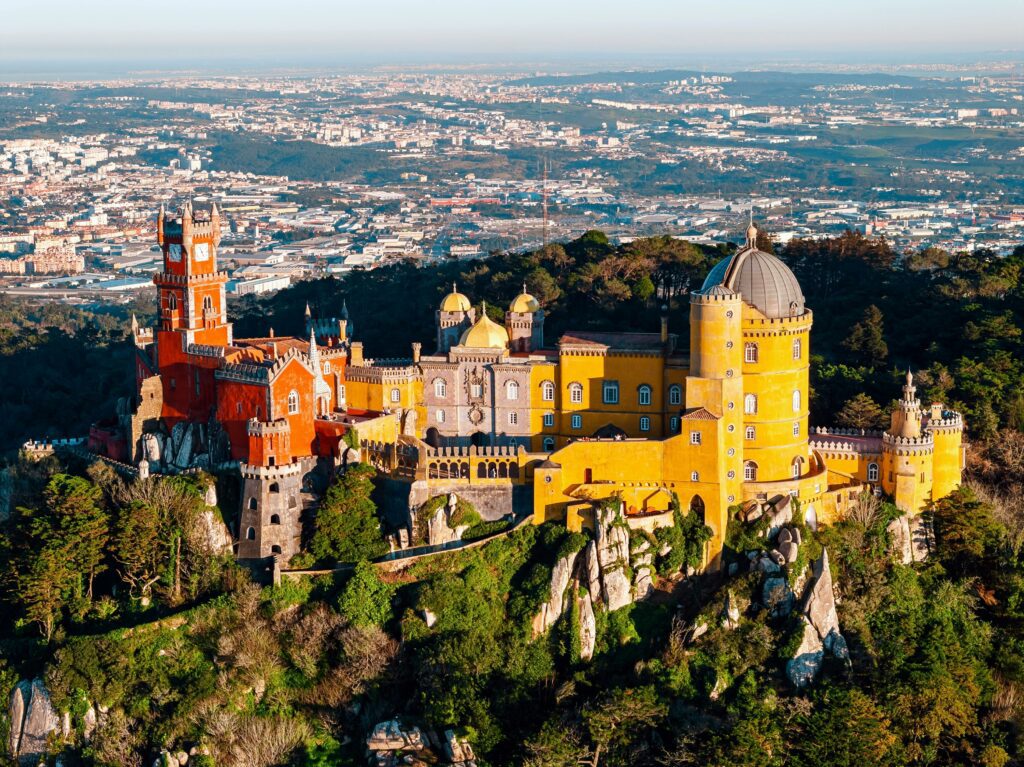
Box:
236 457 313 560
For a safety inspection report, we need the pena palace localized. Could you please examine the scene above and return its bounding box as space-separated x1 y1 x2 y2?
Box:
90 203 965 568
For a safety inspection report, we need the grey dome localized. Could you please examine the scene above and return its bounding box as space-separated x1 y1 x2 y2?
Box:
700 243 805 319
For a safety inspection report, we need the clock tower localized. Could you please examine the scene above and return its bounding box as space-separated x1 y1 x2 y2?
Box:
153 202 232 423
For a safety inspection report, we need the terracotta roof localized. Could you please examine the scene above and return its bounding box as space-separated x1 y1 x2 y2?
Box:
558 331 666 351
682 407 718 420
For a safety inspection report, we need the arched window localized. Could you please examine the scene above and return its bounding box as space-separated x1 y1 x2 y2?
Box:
270 514 281 525
792 338 802 360
543 437 555 452
791 456 805 479
792 390 801 413
246 527 256 540
669 384 682 406
289 496 297 509
167 293 178 311
269 482 280 494
690 495 705 525
541 380 555 401
744 394 757 415
390 388 401 403
287 390 299 415
867 462 879 482
202 295 213 313
569 382 583 404
691 470 699 482
639 416 651 432
270 545 282 555
323 362 331 375
506 381 519 401
638 385 652 406
509 411 519 426
745 425 756 440
247 497 257 510
434 378 446 398
436 409 446 424
744 342 758 363
743 461 758 481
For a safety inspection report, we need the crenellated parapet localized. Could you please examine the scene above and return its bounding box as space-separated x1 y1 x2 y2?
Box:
246 418 290 437
239 459 305 481
927 411 964 432
883 431 934 456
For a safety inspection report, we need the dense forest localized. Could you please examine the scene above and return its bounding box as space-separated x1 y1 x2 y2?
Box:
3 230 1024 766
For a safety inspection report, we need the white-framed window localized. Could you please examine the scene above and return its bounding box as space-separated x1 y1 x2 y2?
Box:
640 416 651 432
691 471 699 482
792 390 801 413
323 362 331 375
867 462 879 482
793 422 800 436
287 390 299 415
390 388 401 403
793 338 802 360
571 414 582 429
744 394 757 414
638 384 652 406
509 411 519 426
569 383 583 404
744 461 758 481
745 425 756 440
690 431 701 445
167 293 178 311
602 380 619 404
543 413 554 427
202 295 213 314
669 384 682 406
470 383 483 397
338 384 346 403
744 342 758 363
792 457 803 478
670 416 679 432
506 381 519 401
434 378 446 398
436 409 446 424
542 381 555 401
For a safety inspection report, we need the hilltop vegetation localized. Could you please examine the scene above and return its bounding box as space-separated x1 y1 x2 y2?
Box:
3 230 1024 764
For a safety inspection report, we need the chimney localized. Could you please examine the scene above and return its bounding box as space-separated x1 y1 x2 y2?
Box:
411 342 422 365
660 305 669 346
349 341 364 367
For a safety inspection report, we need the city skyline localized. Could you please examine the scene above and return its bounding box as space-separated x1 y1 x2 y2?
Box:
2 0 1023 72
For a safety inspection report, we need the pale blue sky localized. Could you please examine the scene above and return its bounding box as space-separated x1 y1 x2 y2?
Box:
2 0 1022 65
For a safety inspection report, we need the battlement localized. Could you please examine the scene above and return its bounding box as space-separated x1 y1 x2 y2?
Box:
742 309 813 329
187 343 227 359
883 432 934 447
690 290 740 305
426 444 526 459
813 426 884 438
239 460 305 480
927 411 964 431
247 418 291 437
153 271 229 287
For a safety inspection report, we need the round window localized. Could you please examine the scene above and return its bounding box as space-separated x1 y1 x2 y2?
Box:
727 424 735 432
726 310 734 318
726 369 734 377
728 494 735 502
544 476 552 484
726 341 734 349
727 470 735 479
727 448 735 456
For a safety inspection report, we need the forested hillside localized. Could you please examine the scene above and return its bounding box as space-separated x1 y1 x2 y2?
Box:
2 230 1024 766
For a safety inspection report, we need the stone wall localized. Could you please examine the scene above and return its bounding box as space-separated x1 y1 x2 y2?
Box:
407 480 530 522
128 375 164 463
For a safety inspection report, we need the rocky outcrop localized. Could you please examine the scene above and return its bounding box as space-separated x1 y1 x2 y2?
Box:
786 548 850 687
762 576 794 617
595 503 633 612
367 720 426 753
9 678 60 765
632 540 654 601
583 541 601 598
424 494 470 547
443 729 476 767
578 592 597 661
721 590 741 629
538 550 580 632
888 513 931 564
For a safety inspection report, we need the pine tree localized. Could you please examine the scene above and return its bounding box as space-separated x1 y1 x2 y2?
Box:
836 393 886 430
842 305 888 367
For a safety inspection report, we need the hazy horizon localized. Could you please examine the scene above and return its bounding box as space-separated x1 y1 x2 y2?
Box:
2 0 1023 79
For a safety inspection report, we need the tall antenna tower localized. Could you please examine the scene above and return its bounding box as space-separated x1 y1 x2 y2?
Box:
542 157 549 248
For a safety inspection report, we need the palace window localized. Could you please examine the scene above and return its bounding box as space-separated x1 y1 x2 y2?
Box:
569 383 583 404
602 380 619 405
792 390 801 413
792 456 804 479
509 412 519 426
571 414 582 430
640 416 651 432
745 426 756 440
287 390 299 415
470 383 483 398
390 388 401 403
506 381 519 401
744 394 757 414
202 295 213 314
246 527 255 540
793 422 800 436
690 431 701 445
434 378 447 398
744 342 758 363
247 497 257 510
744 461 758 481
543 413 554 427
542 381 555 401
638 385 652 406
270 514 281 525
669 384 682 406
167 293 177 311
436 409 446 424
670 416 679 432
691 471 699 482
793 338 802 360
323 362 331 375
543 437 555 452
338 384 346 403
868 462 879 482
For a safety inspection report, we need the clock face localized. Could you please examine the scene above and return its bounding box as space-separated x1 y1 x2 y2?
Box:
194 243 210 261
168 244 182 262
